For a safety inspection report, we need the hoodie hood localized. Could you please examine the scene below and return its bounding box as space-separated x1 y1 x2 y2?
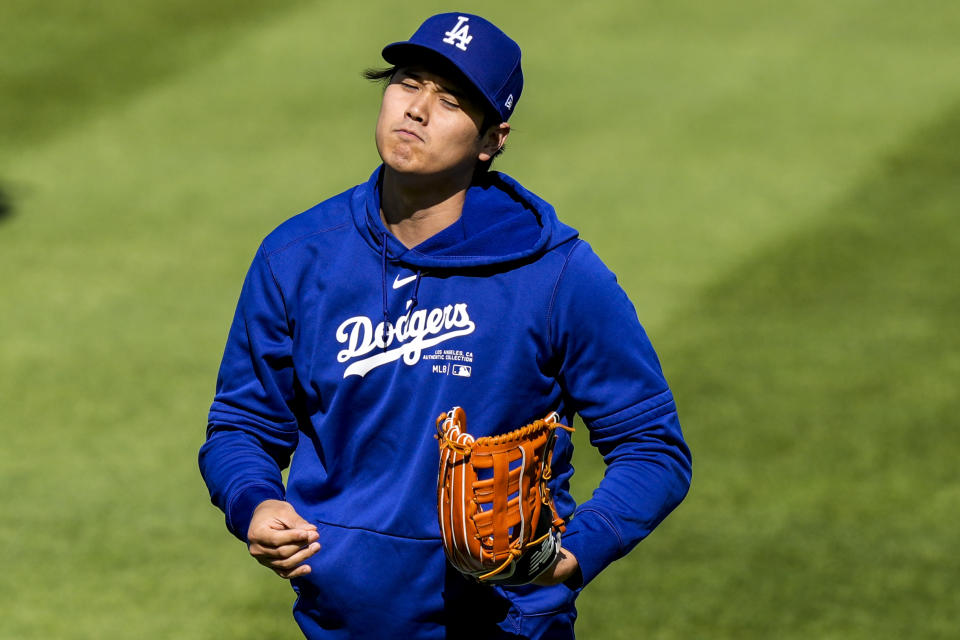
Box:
353 165 579 269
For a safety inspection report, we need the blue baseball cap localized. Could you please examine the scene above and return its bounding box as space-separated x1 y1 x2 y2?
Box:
381 13 523 122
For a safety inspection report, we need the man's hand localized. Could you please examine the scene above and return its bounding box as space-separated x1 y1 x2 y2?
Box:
247 499 321 580
532 547 581 587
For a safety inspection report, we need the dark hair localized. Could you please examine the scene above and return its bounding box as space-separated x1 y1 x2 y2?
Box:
363 64 506 172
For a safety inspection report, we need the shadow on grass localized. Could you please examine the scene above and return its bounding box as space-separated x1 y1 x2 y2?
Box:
0 182 13 222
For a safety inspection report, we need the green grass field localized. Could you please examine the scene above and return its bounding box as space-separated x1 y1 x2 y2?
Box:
2 1 958 637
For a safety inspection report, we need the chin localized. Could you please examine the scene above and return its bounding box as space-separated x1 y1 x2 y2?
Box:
383 157 424 175
382 152 436 176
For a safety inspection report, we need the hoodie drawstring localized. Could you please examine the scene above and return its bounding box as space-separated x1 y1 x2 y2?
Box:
409 270 422 314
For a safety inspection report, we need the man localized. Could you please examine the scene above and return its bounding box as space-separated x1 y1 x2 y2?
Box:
200 13 691 639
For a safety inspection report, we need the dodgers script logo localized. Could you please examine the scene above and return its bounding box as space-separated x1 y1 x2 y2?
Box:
442 16 473 51
336 302 476 378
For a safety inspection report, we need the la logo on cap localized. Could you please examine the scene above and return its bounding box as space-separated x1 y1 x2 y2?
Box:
442 16 473 51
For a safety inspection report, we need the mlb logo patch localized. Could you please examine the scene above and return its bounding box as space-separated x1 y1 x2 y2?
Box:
451 364 472 377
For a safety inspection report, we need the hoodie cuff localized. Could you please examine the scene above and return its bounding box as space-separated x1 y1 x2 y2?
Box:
226 483 285 542
560 509 624 588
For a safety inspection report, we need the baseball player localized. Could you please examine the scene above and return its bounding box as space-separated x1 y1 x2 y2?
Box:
200 13 691 639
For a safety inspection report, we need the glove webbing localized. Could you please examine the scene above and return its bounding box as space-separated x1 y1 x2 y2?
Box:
437 412 573 581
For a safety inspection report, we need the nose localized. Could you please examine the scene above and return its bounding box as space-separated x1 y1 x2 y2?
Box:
405 93 429 124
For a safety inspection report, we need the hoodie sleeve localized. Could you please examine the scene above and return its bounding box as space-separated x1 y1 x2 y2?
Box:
549 240 692 588
198 243 300 542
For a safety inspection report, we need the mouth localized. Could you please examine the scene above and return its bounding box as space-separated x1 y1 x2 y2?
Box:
395 128 424 142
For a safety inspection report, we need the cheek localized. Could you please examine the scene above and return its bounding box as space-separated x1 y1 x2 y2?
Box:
375 91 404 137
374 104 403 160
440 119 483 160
374 102 391 145
374 122 387 157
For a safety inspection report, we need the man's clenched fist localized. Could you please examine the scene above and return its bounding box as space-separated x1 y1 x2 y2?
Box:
247 500 321 579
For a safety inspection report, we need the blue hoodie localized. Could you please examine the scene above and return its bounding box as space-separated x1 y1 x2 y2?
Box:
200 166 691 639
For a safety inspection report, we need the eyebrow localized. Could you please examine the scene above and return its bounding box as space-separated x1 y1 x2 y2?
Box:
401 69 466 99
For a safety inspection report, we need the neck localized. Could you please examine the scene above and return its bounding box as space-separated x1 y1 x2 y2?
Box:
380 166 473 249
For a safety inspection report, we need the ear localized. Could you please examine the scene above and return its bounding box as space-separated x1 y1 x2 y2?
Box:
478 122 510 162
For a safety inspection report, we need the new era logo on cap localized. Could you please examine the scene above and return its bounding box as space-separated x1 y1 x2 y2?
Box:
381 13 524 122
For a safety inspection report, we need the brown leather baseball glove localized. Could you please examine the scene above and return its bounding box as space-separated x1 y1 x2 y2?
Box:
435 406 574 585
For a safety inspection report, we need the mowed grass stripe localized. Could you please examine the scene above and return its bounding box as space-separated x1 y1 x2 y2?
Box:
508 1 960 329
1 0 312 150
574 101 960 638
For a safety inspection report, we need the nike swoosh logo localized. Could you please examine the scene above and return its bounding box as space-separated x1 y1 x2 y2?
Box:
393 273 418 289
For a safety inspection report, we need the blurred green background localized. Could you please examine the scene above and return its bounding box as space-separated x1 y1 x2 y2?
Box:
2 1 958 637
